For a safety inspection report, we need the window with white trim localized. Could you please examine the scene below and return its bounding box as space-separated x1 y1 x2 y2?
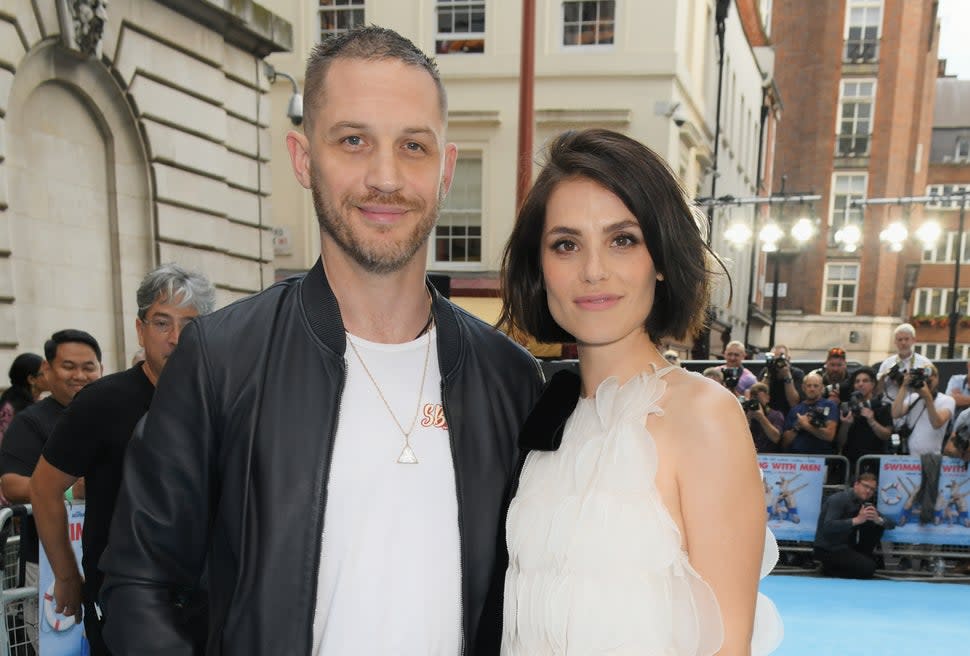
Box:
922 231 970 263
318 0 365 42
434 155 482 264
822 262 859 314
913 288 970 316
957 138 970 162
836 80 875 157
436 0 485 54
562 1 615 47
915 343 970 360
844 0 881 62
829 173 867 244
926 184 970 209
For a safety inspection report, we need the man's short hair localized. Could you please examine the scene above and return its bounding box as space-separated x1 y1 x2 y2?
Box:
703 367 724 382
894 323 916 338
750 382 769 395
499 128 725 344
137 263 216 320
803 371 823 385
856 472 877 484
725 340 746 354
850 366 877 386
303 25 447 134
771 344 789 355
44 329 102 363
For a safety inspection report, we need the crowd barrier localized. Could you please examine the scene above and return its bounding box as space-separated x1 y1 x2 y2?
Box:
0 505 35 656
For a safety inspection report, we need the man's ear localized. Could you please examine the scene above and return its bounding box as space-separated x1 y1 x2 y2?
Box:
286 130 312 190
439 142 458 198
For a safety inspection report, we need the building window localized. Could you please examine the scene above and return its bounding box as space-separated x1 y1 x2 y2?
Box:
436 0 485 54
836 80 875 157
927 183 970 209
844 0 881 62
913 288 970 316
562 0 615 47
829 173 867 244
916 343 970 360
435 156 482 264
319 0 365 42
956 138 970 162
922 231 970 263
822 262 859 314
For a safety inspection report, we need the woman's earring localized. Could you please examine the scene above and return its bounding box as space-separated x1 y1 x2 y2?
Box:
657 273 665 281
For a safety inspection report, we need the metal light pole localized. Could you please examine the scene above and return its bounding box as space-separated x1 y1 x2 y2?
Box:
515 0 536 211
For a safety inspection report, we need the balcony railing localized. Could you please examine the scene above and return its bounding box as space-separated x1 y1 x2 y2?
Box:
835 134 871 158
844 39 879 63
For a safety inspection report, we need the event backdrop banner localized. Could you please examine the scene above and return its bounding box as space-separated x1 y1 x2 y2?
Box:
878 456 970 546
38 502 89 655
759 455 826 542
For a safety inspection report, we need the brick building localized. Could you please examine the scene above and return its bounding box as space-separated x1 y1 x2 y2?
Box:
766 0 941 363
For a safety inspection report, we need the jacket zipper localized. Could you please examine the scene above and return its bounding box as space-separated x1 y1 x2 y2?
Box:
498 449 531 647
305 358 347 654
440 377 466 655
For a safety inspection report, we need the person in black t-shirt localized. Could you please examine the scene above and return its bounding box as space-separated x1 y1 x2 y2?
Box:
0 329 103 653
756 344 804 417
29 264 215 656
837 367 892 475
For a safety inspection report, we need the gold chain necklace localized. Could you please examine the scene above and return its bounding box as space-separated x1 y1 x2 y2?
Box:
346 322 433 464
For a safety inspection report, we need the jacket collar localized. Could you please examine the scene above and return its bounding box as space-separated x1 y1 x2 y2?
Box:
518 368 581 451
298 257 462 378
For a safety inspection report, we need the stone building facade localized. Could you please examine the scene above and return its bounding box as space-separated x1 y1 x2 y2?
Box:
0 0 291 373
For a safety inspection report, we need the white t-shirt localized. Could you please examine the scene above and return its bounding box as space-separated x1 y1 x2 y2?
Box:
877 352 933 401
897 391 955 456
312 328 462 655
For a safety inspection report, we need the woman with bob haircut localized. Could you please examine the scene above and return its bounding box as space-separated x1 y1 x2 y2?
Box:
495 129 782 655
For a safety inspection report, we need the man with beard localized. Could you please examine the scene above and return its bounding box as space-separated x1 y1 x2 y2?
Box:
100 26 543 655
812 346 852 404
29 264 215 655
782 372 839 455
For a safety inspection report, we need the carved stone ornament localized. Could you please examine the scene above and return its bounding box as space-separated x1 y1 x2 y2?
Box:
56 0 109 59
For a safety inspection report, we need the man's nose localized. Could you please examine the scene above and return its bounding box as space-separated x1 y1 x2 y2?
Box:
365 146 404 194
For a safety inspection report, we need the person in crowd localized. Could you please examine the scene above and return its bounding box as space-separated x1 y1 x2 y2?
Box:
702 366 725 384
0 330 102 653
837 367 892 474
746 382 785 453
100 27 543 655
662 349 681 366
812 346 852 404
0 353 48 439
877 323 932 402
813 473 895 579
891 363 954 457
782 372 839 454
720 339 757 395
496 128 781 655
945 406 970 463
944 359 970 414
757 343 803 416
29 265 215 655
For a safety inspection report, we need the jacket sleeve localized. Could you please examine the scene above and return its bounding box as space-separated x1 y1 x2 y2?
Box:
816 493 855 544
100 322 216 655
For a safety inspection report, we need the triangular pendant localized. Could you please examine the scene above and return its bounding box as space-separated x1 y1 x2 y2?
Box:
397 444 419 464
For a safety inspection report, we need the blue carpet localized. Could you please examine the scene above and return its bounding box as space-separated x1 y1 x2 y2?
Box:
760 575 970 655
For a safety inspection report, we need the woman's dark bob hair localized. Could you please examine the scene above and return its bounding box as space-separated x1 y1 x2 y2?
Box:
498 128 725 344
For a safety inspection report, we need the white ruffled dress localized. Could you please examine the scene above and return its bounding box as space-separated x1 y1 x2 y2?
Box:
502 368 783 655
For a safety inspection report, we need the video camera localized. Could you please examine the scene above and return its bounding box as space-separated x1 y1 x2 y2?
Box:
722 367 741 390
808 404 831 428
740 397 761 413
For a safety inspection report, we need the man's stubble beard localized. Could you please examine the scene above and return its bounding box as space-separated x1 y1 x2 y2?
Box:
311 166 444 275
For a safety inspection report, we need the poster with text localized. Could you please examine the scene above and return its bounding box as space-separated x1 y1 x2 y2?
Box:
38 502 89 655
878 456 970 546
759 455 826 542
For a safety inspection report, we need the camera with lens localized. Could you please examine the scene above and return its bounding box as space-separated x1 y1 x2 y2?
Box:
891 424 913 455
740 398 761 413
907 367 929 390
722 367 741 390
822 383 841 398
808 404 831 428
887 363 905 385
954 423 970 455
840 390 871 416
764 353 788 373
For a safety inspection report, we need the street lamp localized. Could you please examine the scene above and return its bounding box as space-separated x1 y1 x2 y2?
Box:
765 211 815 347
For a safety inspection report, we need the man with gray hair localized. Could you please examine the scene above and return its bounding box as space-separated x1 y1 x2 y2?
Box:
29 263 214 656
876 323 932 402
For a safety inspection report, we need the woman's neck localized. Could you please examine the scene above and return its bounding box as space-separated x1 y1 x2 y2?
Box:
576 333 668 398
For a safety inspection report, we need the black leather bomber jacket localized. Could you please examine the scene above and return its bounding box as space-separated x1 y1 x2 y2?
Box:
100 259 543 655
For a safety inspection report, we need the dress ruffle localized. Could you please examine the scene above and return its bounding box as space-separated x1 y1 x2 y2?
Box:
503 370 783 655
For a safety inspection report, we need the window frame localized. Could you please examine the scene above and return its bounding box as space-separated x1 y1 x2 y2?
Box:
317 0 366 43
431 152 485 269
843 0 882 62
828 172 868 247
435 0 486 55
913 288 970 317
835 79 876 157
560 0 617 50
821 262 860 315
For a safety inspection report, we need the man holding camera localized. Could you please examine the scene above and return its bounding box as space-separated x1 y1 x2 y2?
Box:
837 367 893 473
719 340 757 395
891 364 954 456
944 406 970 463
877 323 932 402
758 344 803 416
745 383 785 453
813 473 895 579
812 346 852 404
782 372 839 454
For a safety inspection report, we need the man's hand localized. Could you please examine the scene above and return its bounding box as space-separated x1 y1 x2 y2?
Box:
859 406 875 421
795 413 812 430
54 573 84 623
854 504 880 525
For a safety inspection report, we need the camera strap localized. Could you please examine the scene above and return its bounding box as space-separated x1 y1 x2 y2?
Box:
897 395 927 432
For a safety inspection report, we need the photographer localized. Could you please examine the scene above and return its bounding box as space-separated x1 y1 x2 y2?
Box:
782 372 839 454
944 360 970 414
719 340 757 394
837 367 892 474
891 364 954 456
757 344 803 416
877 323 932 402
811 347 852 404
944 406 970 463
744 383 785 453
813 473 895 579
